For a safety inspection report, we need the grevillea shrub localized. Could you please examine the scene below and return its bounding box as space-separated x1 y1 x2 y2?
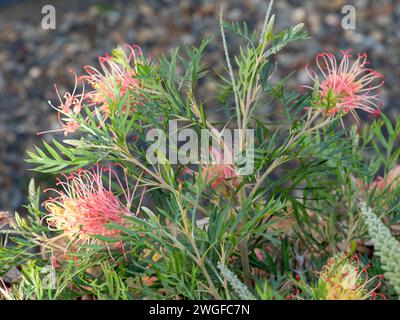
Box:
1 2 399 300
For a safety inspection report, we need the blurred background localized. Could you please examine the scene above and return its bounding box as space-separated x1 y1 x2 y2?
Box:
0 0 399 212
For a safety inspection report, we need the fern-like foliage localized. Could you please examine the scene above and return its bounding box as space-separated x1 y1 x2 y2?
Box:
361 204 400 296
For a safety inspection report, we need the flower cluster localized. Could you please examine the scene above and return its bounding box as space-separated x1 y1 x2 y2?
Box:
41 45 144 136
44 164 138 248
306 49 384 123
38 73 84 136
82 45 143 119
368 165 400 192
201 146 239 193
316 255 383 300
356 164 400 193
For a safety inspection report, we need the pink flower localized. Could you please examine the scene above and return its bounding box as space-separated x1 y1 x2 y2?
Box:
81 44 143 119
44 164 140 248
367 165 400 192
39 45 144 137
306 49 384 122
38 72 84 136
201 146 238 192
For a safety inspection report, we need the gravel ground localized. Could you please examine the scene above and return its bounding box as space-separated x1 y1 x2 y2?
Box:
0 0 399 211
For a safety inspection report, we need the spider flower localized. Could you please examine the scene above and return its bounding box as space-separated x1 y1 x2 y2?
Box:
201 146 239 193
39 45 144 136
317 255 383 300
357 165 400 193
81 44 144 119
38 72 84 136
44 164 139 247
306 49 384 122
370 165 400 192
